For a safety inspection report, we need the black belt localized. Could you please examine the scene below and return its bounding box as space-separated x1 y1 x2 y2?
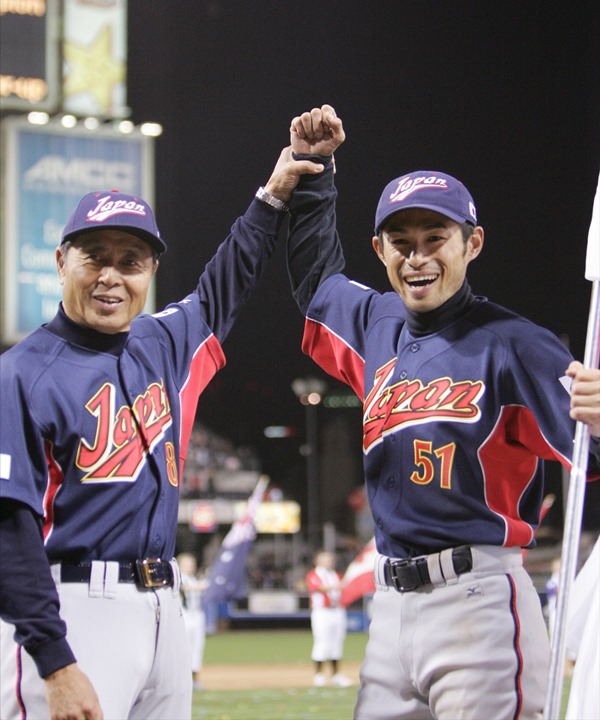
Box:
57 558 175 589
383 546 473 593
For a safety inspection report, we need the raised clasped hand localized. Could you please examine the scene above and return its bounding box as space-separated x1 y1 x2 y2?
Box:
290 104 345 157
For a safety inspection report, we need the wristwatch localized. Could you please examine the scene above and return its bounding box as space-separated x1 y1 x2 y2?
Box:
255 186 289 213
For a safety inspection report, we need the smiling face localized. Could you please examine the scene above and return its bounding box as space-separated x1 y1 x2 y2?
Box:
372 208 484 313
56 230 158 334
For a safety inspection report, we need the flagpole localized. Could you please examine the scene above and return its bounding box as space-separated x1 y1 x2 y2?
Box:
544 171 600 720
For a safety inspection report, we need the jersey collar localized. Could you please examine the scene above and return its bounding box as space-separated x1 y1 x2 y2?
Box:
404 280 477 337
45 303 129 355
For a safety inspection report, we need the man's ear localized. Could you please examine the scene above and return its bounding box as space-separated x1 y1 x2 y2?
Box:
56 247 66 285
466 226 484 263
372 236 386 265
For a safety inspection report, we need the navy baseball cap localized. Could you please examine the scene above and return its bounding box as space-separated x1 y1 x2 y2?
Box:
61 190 167 254
374 171 478 234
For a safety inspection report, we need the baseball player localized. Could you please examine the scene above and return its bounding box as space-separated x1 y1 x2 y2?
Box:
285 106 600 719
0 144 325 719
305 550 352 687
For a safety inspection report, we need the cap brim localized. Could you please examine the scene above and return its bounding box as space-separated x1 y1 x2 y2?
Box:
62 226 166 255
375 203 473 234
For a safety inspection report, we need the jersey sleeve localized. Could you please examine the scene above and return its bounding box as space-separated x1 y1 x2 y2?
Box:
287 156 345 314
197 198 285 343
133 300 226 466
488 319 600 479
0 353 48 514
300 274 383 402
0 500 77 678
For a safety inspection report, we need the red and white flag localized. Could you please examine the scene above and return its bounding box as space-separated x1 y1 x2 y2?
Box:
341 537 377 607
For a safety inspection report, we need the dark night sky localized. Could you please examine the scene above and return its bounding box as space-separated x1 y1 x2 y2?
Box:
126 1 600 518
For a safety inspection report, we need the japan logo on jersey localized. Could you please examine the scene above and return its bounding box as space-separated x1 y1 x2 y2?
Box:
363 358 485 452
75 380 173 482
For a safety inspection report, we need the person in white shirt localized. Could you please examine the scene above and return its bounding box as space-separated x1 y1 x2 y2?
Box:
177 553 207 691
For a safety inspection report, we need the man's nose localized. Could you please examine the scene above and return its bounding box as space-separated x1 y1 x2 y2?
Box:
98 265 118 284
407 248 427 265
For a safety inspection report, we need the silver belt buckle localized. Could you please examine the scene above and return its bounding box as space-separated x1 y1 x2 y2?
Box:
136 558 169 588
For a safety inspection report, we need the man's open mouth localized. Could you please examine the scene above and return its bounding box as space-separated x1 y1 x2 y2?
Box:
405 274 438 288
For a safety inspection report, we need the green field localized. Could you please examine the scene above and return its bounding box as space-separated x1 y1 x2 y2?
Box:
203 628 368 665
193 686 357 720
193 630 572 720
195 630 361 719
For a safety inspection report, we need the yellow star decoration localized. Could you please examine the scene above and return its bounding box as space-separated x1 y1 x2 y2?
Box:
63 24 125 113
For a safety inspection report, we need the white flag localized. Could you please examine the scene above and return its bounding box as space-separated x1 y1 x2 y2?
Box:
585 171 600 281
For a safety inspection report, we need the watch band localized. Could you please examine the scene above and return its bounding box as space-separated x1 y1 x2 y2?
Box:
255 186 289 213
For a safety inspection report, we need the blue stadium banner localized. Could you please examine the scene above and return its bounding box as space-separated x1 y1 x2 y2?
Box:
1 117 155 345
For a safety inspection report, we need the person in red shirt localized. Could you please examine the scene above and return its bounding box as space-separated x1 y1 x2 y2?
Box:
305 550 352 687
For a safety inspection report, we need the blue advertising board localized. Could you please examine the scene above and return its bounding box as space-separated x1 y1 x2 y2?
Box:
1 117 155 345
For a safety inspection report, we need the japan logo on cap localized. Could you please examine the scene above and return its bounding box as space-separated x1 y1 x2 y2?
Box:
374 170 477 234
86 196 149 224
61 190 167 254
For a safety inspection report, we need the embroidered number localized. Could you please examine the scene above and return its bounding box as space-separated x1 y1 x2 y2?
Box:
165 441 179 487
410 439 456 489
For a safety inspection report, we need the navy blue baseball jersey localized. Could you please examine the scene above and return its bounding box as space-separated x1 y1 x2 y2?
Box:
0 199 281 563
287 163 600 560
